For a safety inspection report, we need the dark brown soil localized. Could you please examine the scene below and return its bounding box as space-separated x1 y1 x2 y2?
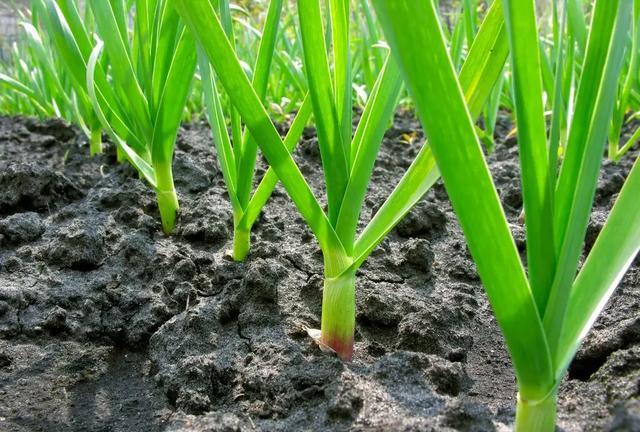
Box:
0 114 638 431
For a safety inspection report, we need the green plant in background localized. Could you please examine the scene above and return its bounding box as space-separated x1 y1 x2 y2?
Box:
352 0 385 106
178 2 309 125
609 0 640 161
434 0 506 153
373 0 639 430
541 0 640 163
176 0 508 360
182 1 311 126
37 0 105 155
197 0 312 261
81 0 197 234
1 1 105 155
0 19 64 119
2 0 636 165
17 0 197 233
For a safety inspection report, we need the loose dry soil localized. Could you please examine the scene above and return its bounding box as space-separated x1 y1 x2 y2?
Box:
0 113 638 431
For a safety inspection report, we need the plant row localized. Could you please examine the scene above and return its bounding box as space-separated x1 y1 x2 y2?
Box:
1 1 639 430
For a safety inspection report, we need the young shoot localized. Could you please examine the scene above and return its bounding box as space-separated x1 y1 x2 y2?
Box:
373 0 639 429
15 0 106 155
84 0 197 234
196 0 312 262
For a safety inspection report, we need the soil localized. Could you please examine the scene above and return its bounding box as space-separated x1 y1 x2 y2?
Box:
0 113 638 432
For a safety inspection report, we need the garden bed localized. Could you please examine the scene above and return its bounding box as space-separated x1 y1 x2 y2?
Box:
0 114 638 431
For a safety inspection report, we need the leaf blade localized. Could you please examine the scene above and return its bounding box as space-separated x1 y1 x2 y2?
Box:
372 0 554 399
